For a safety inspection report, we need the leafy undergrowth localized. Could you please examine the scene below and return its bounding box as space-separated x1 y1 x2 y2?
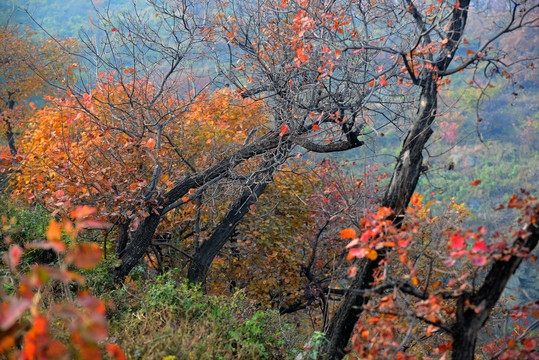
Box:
104 273 294 360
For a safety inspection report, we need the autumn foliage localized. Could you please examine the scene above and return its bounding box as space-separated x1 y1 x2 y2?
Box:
0 207 124 360
12 80 267 228
1 0 538 359
341 191 538 359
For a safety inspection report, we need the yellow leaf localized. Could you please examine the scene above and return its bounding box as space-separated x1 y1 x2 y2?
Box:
366 249 378 260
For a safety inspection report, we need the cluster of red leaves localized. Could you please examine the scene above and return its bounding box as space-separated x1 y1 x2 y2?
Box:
341 191 538 359
481 302 539 360
0 207 124 360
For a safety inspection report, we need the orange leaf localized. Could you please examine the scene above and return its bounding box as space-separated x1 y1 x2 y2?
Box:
70 205 96 219
339 228 357 239
66 243 103 269
46 219 62 243
312 124 319 130
380 77 388 86
106 344 126 360
33 316 48 335
366 249 378 260
279 124 289 137
410 193 423 207
469 179 481 186
145 138 156 150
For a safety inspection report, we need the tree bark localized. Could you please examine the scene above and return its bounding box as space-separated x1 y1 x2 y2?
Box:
317 77 438 360
114 131 364 280
317 2 471 357
187 179 270 285
3 97 17 156
115 219 131 257
115 212 161 281
451 216 539 360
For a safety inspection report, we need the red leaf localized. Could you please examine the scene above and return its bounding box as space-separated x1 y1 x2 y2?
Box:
0 299 31 331
33 315 48 335
347 266 357 278
111 28 118 32
470 255 487 267
523 338 537 350
470 179 481 186
349 247 369 259
380 77 388 86
7 244 23 272
449 234 465 250
279 124 289 137
348 248 377 260
106 344 126 360
472 240 487 252
29 241 66 253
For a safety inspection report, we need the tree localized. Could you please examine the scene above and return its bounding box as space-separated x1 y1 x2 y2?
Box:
328 191 538 360
0 25 75 158
263 1 539 357
13 0 367 285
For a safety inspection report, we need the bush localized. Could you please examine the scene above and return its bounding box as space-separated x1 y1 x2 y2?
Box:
110 273 291 359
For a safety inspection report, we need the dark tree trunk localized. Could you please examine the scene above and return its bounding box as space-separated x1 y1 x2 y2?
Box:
451 218 538 360
115 212 161 280
115 219 131 257
317 2 471 357
4 97 17 156
317 77 438 360
187 179 270 285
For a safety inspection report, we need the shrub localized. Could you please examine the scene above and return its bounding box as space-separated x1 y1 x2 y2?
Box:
110 273 291 359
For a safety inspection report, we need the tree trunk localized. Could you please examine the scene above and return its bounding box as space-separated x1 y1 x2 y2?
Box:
451 218 539 360
187 179 270 285
115 212 161 280
4 97 17 156
317 78 438 360
115 219 131 257
317 1 471 356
